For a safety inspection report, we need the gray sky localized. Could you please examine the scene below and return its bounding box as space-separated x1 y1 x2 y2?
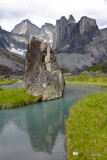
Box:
0 0 107 31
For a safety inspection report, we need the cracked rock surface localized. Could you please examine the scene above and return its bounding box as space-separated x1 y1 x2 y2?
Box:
25 37 64 100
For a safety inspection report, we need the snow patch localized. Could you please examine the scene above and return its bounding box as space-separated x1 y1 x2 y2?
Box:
45 29 53 42
8 44 26 55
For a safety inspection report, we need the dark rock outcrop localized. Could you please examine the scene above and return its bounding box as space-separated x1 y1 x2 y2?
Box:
53 16 101 52
68 16 101 51
52 16 69 50
25 37 64 100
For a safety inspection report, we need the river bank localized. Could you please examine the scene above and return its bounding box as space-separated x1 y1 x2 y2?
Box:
0 80 42 109
65 75 107 160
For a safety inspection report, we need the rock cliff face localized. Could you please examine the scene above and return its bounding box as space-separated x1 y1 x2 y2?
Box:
53 15 77 51
69 16 101 51
53 16 101 52
25 37 64 100
52 16 69 50
0 48 24 76
40 23 55 45
0 26 28 55
53 15 107 72
0 26 10 49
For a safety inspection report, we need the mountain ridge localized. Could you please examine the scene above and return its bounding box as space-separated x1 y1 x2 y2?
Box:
0 15 107 75
0 19 55 55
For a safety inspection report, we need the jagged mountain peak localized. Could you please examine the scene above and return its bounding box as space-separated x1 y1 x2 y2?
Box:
79 16 97 26
78 16 100 36
43 22 54 26
11 19 40 35
40 23 55 45
68 15 76 23
60 16 68 22
23 19 30 22
56 16 68 27
53 15 101 51
0 19 54 55
41 23 54 29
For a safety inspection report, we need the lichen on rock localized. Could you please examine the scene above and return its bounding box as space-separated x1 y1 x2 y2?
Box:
25 37 65 100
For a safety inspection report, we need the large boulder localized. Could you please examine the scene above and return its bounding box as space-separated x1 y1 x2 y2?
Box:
25 37 64 100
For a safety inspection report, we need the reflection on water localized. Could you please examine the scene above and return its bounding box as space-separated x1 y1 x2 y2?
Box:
0 84 104 160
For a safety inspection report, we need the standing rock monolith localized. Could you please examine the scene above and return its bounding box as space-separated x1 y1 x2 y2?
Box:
25 37 64 100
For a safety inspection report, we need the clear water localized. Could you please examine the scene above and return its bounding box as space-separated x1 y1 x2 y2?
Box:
0 84 105 160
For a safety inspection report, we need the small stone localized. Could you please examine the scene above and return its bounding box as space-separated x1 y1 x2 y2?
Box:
73 152 79 156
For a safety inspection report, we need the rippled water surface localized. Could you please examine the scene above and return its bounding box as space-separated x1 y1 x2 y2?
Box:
0 84 104 160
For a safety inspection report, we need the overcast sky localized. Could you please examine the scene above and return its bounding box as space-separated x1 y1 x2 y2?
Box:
0 0 107 31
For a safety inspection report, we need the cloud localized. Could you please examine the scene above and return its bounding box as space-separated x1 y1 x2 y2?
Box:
0 0 107 31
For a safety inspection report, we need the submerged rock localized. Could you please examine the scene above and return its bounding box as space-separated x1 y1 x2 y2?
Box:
25 37 64 100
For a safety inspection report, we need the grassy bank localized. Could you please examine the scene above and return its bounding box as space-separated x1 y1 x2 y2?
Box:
65 74 107 86
0 88 42 109
65 91 107 160
0 80 17 86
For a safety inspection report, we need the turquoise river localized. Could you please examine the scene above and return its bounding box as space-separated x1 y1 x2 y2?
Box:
0 84 105 160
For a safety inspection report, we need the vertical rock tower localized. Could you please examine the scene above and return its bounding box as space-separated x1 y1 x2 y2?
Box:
25 37 64 100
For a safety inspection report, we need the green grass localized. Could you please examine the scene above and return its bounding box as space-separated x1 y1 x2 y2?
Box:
0 80 17 86
0 88 42 109
65 74 107 86
88 61 107 72
65 91 107 160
